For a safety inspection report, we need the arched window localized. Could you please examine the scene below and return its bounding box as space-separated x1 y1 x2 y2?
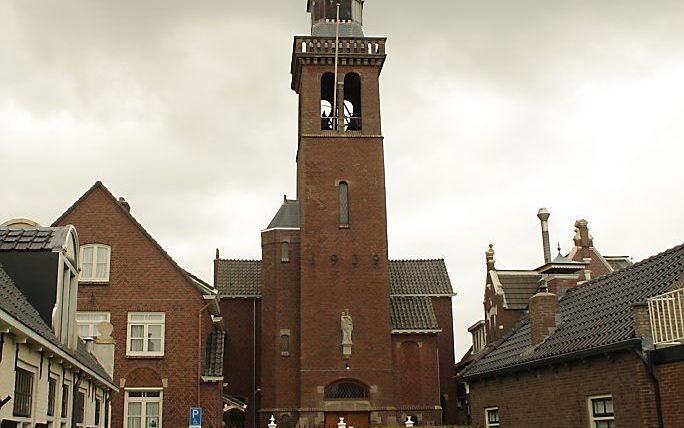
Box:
321 72 335 130
324 380 369 399
343 73 361 130
339 181 349 225
281 242 290 263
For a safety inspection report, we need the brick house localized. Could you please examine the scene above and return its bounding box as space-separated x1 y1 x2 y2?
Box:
216 2 457 428
460 241 684 428
454 210 631 424
53 182 225 428
0 225 117 427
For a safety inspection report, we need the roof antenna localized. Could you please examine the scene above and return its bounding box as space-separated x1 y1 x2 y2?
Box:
333 0 341 131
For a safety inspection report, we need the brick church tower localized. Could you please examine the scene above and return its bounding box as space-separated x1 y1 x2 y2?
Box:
217 2 456 427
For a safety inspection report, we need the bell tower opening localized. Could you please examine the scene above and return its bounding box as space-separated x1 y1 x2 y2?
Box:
321 72 335 130
343 73 361 131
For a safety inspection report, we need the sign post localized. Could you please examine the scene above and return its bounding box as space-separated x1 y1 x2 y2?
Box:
189 407 202 428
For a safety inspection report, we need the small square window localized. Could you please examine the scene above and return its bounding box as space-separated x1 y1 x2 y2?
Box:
127 312 165 357
588 395 615 428
80 244 111 282
76 312 111 338
485 407 499 428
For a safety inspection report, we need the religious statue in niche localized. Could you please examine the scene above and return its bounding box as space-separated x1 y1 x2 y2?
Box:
341 309 353 345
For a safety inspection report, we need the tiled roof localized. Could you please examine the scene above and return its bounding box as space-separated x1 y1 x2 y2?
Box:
389 259 454 296
204 331 226 377
215 259 453 297
390 296 440 332
491 270 542 310
0 265 114 385
266 200 300 229
463 242 684 379
0 227 69 251
216 260 262 297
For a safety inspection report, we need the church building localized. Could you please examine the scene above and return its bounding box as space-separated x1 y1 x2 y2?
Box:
216 2 456 428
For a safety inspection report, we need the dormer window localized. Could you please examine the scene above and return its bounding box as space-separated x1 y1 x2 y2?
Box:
80 244 110 282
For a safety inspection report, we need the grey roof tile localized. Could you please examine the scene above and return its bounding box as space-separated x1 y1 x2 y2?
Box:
266 199 300 229
463 242 684 379
216 259 453 297
216 260 262 296
390 296 439 331
491 271 542 310
0 265 113 383
204 330 226 377
389 259 454 295
0 227 69 251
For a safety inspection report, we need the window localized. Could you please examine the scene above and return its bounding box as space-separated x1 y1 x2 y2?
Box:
125 390 162 428
13 368 33 417
321 72 336 130
61 384 70 418
127 313 165 356
324 380 369 399
281 242 290 263
343 73 362 130
485 407 499 428
339 181 349 226
48 377 57 417
280 330 290 356
95 398 102 426
76 312 111 338
74 391 85 425
80 244 111 282
589 395 615 428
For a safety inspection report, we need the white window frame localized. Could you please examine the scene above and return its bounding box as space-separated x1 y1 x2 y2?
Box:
76 312 111 338
79 244 111 283
485 407 500 428
588 394 615 428
124 388 163 428
127 312 165 357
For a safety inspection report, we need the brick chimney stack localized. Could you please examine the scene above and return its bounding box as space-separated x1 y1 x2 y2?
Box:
529 287 561 346
574 219 593 248
485 244 495 272
537 208 551 264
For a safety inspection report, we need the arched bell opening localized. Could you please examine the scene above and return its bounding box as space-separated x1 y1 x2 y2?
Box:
321 72 336 130
343 73 361 131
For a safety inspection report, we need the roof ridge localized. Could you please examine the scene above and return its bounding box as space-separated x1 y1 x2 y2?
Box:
217 259 262 263
390 258 445 262
53 181 212 296
564 241 684 297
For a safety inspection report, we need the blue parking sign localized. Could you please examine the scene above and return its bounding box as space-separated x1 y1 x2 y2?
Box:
189 407 202 428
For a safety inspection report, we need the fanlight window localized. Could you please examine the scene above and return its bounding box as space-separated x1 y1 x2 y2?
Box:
324 381 369 399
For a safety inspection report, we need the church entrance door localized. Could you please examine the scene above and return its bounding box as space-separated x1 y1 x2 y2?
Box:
324 412 369 428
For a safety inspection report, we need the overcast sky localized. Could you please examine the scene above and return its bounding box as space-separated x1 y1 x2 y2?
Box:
2 0 684 358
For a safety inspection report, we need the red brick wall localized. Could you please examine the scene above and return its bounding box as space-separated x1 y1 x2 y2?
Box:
296 61 395 411
220 298 259 427
656 360 684 427
58 185 223 428
392 335 440 415
260 229 301 411
468 351 658 428
432 297 457 423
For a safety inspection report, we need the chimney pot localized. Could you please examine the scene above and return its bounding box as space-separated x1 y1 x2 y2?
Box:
118 197 131 212
537 208 552 264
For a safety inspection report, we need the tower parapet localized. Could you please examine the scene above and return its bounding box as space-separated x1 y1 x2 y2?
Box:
307 0 364 37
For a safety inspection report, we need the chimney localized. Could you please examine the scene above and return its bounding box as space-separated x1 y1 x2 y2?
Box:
574 219 593 248
537 208 552 264
91 321 116 378
485 244 495 271
118 197 131 212
529 286 560 347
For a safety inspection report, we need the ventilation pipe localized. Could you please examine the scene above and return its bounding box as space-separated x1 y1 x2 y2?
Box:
537 208 552 264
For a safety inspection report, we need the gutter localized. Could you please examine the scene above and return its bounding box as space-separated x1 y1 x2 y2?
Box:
462 338 643 381
0 308 118 391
